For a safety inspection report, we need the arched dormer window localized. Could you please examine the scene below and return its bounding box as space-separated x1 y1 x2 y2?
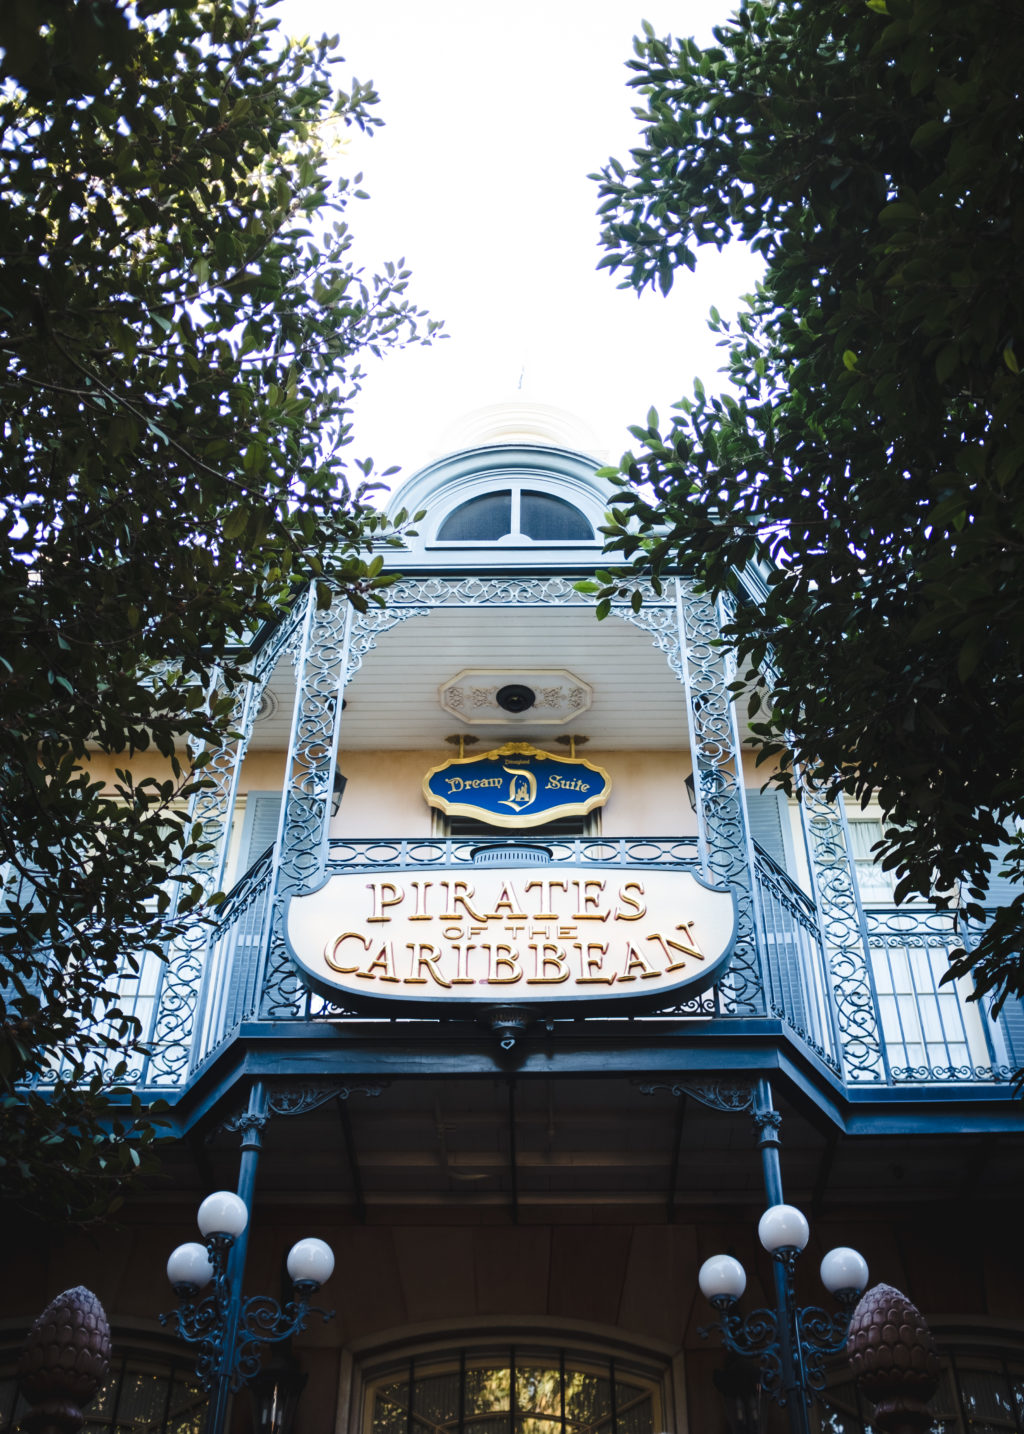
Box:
436 487 594 545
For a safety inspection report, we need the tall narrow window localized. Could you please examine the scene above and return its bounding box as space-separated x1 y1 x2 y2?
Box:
847 818 897 904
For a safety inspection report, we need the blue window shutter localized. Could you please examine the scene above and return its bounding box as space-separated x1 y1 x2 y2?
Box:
224 792 282 1028
746 789 805 1030
972 832 1024 1068
236 791 283 875
975 836 1021 908
745 788 793 873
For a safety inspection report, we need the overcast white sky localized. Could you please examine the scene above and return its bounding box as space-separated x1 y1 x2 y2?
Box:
279 1 759 480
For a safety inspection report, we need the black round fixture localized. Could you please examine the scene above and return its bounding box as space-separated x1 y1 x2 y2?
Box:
496 684 536 713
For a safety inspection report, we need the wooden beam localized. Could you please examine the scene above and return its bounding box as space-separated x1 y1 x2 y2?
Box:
336 1095 367 1223
666 1091 688 1223
811 1128 839 1219
508 1079 519 1225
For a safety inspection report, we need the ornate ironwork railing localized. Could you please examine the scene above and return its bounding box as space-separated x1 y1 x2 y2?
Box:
114 840 1020 1093
186 838 840 1071
324 835 703 869
190 848 274 1073
753 848 842 1073
864 907 1018 1082
255 836 719 1029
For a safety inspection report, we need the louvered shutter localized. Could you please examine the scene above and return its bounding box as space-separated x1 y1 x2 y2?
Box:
746 789 805 1028
223 792 282 1028
975 833 1024 1066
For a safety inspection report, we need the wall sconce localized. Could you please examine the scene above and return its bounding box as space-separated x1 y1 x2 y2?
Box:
330 771 348 816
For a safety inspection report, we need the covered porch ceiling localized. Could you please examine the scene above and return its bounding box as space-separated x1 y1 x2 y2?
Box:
250 602 708 752
152 1070 1024 1223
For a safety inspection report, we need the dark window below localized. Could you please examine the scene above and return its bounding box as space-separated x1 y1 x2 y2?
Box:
0 1352 205 1434
369 1345 660 1434
447 814 588 838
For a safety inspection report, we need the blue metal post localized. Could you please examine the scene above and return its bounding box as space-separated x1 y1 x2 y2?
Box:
753 1080 812 1434
204 1081 269 1434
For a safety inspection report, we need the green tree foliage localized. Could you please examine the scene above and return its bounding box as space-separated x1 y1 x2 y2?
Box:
588 0 1024 1019
0 0 439 1219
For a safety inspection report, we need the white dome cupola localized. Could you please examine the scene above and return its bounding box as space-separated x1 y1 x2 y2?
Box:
386 403 612 569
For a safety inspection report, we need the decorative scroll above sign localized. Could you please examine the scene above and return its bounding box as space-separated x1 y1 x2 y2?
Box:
285 864 737 1016
423 742 611 829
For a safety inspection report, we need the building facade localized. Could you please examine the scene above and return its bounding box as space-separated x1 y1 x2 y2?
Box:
3 425 1024 1434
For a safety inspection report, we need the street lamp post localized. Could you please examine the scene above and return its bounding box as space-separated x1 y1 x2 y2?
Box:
698 1204 869 1434
161 1191 335 1434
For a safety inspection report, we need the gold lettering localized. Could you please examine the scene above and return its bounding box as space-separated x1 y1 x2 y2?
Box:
440 879 489 923
523 878 569 919
649 921 706 971
527 943 570 984
449 943 475 985
409 880 433 920
488 880 526 919
544 775 587 792
324 931 369 973
486 944 522 984
614 881 646 921
574 941 614 984
617 942 661 982
367 880 404 922
573 878 608 921
357 943 399 982
446 775 502 793
403 943 452 988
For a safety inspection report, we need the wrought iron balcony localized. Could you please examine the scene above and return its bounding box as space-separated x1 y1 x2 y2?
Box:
48 838 1023 1097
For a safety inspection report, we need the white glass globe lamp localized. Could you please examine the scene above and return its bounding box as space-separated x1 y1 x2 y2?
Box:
286 1237 335 1290
197 1190 249 1239
820 1247 869 1298
758 1204 810 1255
167 1242 214 1294
698 1254 747 1306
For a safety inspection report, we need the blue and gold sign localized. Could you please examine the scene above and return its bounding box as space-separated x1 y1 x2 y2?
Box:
423 742 611 828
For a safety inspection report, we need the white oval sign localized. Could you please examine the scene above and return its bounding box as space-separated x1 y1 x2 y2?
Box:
285 864 736 1014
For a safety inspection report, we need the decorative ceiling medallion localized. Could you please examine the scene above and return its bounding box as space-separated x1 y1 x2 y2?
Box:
423 741 611 829
440 668 592 726
256 689 279 721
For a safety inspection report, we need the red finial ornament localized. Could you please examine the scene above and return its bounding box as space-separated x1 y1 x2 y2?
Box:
847 1283 940 1434
17 1287 112 1434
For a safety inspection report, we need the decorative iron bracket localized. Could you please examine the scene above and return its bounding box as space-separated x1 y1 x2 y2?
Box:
637 1078 756 1114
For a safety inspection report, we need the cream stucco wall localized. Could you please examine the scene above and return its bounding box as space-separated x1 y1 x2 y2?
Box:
88 742 809 881
329 748 700 839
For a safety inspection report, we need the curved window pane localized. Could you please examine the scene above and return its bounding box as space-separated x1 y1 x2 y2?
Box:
818 1353 1024 1434
467 1366 511 1414
0 1355 205 1434
437 493 512 541
517 1367 561 1417
370 1349 656 1434
520 492 593 541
